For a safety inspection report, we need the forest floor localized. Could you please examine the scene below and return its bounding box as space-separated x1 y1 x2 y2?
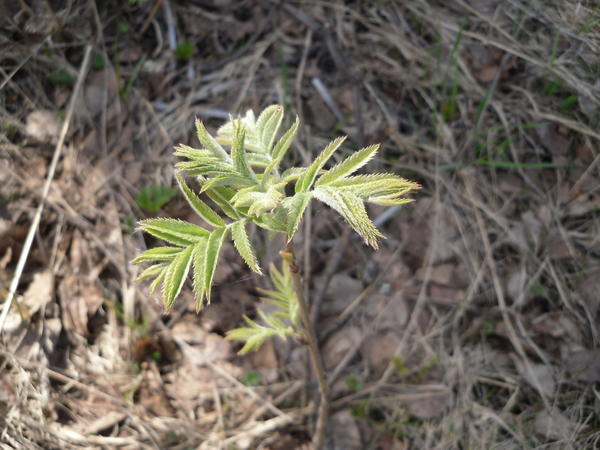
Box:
1 1 599 449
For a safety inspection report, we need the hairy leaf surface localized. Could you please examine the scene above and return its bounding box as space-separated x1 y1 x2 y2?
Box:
296 136 346 193
176 174 225 227
132 246 181 264
163 245 194 311
231 219 261 274
195 119 230 162
316 144 379 186
313 187 383 248
138 218 209 246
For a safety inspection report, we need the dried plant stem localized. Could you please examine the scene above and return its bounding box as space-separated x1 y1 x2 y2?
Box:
0 45 93 335
282 242 329 450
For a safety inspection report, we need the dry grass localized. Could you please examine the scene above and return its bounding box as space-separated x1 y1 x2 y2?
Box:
1 0 599 449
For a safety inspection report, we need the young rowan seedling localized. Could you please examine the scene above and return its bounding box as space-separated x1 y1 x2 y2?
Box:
132 105 420 448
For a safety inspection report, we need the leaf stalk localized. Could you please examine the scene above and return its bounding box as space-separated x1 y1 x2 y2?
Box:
282 243 329 450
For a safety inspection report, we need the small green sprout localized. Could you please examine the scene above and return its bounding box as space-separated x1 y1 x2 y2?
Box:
174 42 195 61
136 185 177 213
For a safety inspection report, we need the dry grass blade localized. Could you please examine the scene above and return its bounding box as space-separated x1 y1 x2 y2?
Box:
0 45 93 334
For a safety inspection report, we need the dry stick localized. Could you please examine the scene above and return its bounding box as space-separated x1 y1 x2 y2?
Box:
0 45 93 334
282 242 329 450
140 0 165 34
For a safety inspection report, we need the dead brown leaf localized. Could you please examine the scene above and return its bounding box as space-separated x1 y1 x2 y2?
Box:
59 274 105 337
563 349 600 383
18 269 53 318
416 263 454 284
25 110 61 143
374 434 408 450
429 285 465 305
367 292 408 330
172 322 232 363
407 389 450 419
518 363 555 397
78 67 120 122
577 265 600 316
137 361 175 417
247 339 279 383
533 409 578 441
328 410 362 450
323 326 362 370
536 123 571 161
361 332 399 377
372 251 412 291
319 273 363 317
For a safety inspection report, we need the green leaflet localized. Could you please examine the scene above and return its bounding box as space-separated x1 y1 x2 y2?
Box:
149 267 167 294
205 186 241 220
137 218 209 246
256 105 283 153
232 184 284 216
231 219 261 274
199 175 255 192
163 245 194 311
253 212 287 233
368 195 415 206
296 136 347 193
132 246 181 264
262 117 299 183
203 227 227 304
225 316 278 354
313 186 384 249
281 167 306 183
316 144 379 186
226 310 293 354
231 120 257 182
246 152 272 168
173 144 212 160
195 119 230 162
283 192 312 241
176 174 225 227
176 160 240 178
216 109 262 154
329 174 421 199
192 240 207 311
135 263 167 281
258 262 300 327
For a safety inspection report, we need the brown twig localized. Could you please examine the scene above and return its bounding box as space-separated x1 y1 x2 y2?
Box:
281 242 329 450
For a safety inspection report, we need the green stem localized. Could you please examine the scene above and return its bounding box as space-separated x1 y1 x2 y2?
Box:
282 242 329 450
